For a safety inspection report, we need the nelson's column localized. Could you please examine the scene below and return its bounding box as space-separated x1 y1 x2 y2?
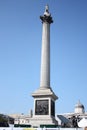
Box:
30 5 58 127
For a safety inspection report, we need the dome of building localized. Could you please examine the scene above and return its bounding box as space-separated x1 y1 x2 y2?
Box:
75 101 84 109
74 101 85 114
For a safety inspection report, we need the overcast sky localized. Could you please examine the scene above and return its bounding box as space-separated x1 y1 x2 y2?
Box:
0 0 87 115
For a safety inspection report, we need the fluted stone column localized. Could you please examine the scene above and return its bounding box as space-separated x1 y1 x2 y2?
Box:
31 6 58 127
40 5 53 89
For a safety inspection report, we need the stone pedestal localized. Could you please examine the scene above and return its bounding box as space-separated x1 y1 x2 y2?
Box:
30 87 58 127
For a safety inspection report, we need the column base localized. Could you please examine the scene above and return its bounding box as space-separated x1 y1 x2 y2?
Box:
30 115 58 127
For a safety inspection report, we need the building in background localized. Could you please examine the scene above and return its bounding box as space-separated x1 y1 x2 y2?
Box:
56 101 87 127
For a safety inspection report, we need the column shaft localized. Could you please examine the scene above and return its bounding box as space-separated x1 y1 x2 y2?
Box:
40 22 50 88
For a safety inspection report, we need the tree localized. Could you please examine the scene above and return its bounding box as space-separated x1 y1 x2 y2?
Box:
0 115 9 127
